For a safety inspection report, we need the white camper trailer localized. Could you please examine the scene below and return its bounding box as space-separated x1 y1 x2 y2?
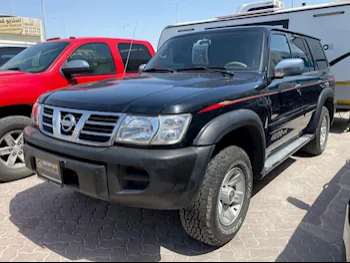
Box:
158 0 350 110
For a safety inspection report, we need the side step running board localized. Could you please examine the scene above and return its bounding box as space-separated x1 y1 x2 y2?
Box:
262 134 314 178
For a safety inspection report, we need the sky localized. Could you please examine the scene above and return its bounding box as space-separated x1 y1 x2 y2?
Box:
3 0 332 49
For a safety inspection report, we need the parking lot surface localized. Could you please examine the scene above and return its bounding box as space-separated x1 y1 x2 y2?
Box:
1 117 350 262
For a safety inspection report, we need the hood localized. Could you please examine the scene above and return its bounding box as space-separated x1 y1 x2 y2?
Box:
43 72 260 115
0 70 27 78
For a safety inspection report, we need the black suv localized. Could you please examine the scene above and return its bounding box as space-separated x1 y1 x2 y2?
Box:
23 26 336 246
0 46 26 66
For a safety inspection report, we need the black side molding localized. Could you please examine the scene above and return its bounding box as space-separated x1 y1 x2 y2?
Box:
193 109 265 146
193 109 266 176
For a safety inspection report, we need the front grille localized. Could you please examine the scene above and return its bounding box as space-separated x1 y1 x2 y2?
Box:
79 114 120 143
39 106 125 146
42 107 54 134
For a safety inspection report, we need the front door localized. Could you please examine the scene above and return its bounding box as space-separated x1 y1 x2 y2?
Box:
266 33 305 155
67 42 118 85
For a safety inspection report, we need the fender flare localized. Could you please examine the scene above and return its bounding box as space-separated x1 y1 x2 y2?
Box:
307 87 335 133
193 109 266 175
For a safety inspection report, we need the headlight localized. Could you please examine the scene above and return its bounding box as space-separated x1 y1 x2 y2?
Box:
31 101 42 126
116 116 159 144
151 115 192 145
116 114 192 145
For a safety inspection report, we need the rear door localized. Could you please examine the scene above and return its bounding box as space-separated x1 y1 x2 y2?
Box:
303 38 331 125
266 33 306 154
117 43 153 77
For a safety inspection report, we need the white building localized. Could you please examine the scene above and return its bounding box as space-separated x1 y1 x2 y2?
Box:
0 15 42 47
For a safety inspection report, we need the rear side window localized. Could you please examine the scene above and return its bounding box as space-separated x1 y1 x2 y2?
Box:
306 38 329 70
270 34 292 72
290 37 315 72
118 43 152 73
68 43 116 75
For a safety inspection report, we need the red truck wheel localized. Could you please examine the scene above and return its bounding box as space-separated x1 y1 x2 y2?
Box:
0 116 34 182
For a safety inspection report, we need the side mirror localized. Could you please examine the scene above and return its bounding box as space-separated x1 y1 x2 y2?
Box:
62 60 90 78
139 64 147 73
274 58 305 78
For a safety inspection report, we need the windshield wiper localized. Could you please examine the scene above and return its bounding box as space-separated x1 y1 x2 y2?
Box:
5 67 22 72
177 66 234 77
143 68 175 73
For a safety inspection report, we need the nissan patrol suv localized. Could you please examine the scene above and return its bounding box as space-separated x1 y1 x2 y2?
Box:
23 26 335 246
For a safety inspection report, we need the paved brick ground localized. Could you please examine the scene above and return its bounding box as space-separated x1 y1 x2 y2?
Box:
1 116 350 262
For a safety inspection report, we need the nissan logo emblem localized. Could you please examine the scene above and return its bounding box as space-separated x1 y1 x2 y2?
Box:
61 114 76 133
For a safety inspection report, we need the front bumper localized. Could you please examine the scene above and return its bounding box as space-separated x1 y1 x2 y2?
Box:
24 125 214 210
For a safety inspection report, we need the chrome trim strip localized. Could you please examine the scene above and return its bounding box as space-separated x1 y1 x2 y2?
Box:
42 123 53 128
80 130 111 137
85 121 116 126
43 113 53 118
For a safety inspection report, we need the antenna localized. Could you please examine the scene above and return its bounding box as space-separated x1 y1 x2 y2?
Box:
124 21 138 75
166 0 187 23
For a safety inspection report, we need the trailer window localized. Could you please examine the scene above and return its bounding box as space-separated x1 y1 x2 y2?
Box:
306 39 329 70
270 34 291 72
290 37 314 72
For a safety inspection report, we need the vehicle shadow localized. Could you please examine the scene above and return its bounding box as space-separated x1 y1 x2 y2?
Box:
330 115 350 135
294 116 348 159
8 158 295 262
276 160 350 262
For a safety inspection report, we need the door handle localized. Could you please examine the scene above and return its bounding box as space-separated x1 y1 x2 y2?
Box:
318 80 329 88
295 84 302 96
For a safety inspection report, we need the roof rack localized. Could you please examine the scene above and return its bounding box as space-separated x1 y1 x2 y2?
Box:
46 37 61 41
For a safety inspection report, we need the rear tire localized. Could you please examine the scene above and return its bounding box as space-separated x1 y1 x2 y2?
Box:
0 116 33 183
303 106 330 156
180 146 253 247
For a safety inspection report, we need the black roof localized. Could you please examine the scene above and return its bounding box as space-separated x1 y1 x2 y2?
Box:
170 25 321 41
0 46 27 49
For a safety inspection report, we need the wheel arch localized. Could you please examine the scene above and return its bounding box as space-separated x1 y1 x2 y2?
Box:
0 104 33 119
307 87 335 133
193 109 266 177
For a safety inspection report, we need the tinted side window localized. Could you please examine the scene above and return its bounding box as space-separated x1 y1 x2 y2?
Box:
69 43 116 75
306 38 329 70
118 43 152 73
270 34 291 72
290 37 314 72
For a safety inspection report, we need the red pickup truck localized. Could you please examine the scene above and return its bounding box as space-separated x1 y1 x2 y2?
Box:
0 37 155 182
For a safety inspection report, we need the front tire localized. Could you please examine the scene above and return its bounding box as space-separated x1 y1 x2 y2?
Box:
180 146 253 247
0 116 33 183
303 106 330 156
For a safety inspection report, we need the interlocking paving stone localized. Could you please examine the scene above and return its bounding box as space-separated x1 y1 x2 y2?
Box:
1 117 350 262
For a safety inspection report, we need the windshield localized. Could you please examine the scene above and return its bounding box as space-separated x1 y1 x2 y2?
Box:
0 42 70 73
146 30 264 72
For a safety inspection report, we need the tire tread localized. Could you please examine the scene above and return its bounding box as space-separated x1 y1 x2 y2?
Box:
180 146 252 246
